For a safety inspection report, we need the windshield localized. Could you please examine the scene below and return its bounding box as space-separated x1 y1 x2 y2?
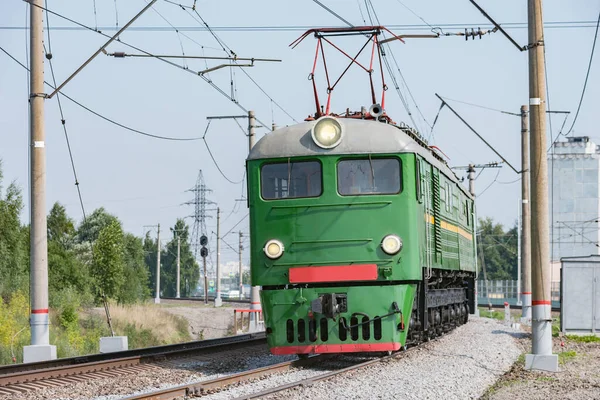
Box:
337 158 401 195
261 160 322 200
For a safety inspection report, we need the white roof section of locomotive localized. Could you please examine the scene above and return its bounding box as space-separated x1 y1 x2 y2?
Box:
248 118 470 198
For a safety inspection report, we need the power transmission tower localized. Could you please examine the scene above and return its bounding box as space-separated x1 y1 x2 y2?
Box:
185 170 216 275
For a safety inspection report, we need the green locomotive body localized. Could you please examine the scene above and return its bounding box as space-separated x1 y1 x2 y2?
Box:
247 117 476 355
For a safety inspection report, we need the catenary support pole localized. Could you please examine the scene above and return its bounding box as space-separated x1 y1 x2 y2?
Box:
155 224 161 304
517 200 522 306
239 232 244 298
467 165 479 316
525 0 557 372
521 105 532 323
176 236 181 299
248 111 261 329
23 0 57 363
215 208 222 307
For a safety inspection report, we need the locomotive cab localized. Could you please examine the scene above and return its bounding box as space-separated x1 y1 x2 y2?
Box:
247 117 475 355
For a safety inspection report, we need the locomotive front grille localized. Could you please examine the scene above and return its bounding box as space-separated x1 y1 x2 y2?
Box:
285 316 383 344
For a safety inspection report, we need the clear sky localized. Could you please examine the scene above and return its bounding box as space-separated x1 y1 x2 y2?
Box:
0 0 598 267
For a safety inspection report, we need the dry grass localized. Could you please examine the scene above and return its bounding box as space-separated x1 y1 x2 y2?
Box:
100 303 191 345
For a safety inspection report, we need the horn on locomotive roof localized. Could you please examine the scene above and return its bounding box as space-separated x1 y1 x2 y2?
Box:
369 103 384 118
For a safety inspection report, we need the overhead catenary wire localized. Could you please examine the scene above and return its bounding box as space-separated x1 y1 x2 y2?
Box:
222 213 249 238
3 21 597 32
201 121 244 184
0 45 205 142
24 1 272 128
162 0 299 123
147 1 188 68
43 5 87 219
365 0 429 134
564 9 600 136
478 169 501 197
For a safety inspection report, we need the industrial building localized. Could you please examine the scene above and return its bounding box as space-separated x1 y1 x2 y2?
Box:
549 136 600 262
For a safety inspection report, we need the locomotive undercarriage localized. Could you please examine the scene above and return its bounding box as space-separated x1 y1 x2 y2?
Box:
406 268 476 346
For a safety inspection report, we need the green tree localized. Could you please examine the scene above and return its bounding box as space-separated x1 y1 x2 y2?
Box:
160 220 199 298
143 231 158 297
77 207 119 244
47 203 90 303
117 233 150 304
477 217 518 280
91 220 125 300
0 160 28 297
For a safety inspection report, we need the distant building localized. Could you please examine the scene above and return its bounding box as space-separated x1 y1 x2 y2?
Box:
549 136 600 262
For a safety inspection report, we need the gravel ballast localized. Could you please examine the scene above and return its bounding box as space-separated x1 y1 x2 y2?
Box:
203 317 523 400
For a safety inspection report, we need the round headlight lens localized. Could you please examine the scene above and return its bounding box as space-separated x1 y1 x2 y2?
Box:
381 235 402 255
264 239 284 259
311 117 343 149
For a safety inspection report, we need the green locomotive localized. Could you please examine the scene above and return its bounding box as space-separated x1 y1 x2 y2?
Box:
247 114 477 355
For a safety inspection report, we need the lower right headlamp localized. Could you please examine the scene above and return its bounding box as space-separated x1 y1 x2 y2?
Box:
381 234 403 255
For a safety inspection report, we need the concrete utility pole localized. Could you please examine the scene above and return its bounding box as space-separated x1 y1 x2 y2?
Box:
520 105 532 323
525 0 557 372
155 224 161 304
465 164 479 315
238 232 244 297
215 208 222 307
248 111 261 326
248 110 256 151
176 236 181 299
23 0 57 363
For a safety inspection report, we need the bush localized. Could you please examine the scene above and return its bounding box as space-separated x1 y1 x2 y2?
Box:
0 292 31 364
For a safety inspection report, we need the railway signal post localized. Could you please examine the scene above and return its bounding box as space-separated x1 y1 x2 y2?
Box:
23 0 57 363
200 235 209 304
525 0 558 372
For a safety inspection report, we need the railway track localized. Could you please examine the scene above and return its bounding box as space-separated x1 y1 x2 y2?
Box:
0 332 266 397
123 347 416 399
122 355 327 399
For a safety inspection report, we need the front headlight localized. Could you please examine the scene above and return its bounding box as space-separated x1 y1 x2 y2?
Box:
311 116 343 149
264 239 284 259
381 235 402 255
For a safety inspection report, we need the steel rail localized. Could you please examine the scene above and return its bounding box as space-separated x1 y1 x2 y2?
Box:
0 332 265 378
122 355 327 400
161 296 251 304
482 303 560 312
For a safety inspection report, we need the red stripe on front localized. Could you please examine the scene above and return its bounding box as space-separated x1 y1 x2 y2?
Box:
271 342 401 355
522 292 532 295
532 300 552 305
289 264 378 284
31 309 49 314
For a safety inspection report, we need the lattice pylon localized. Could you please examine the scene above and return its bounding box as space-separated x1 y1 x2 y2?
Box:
185 170 216 275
